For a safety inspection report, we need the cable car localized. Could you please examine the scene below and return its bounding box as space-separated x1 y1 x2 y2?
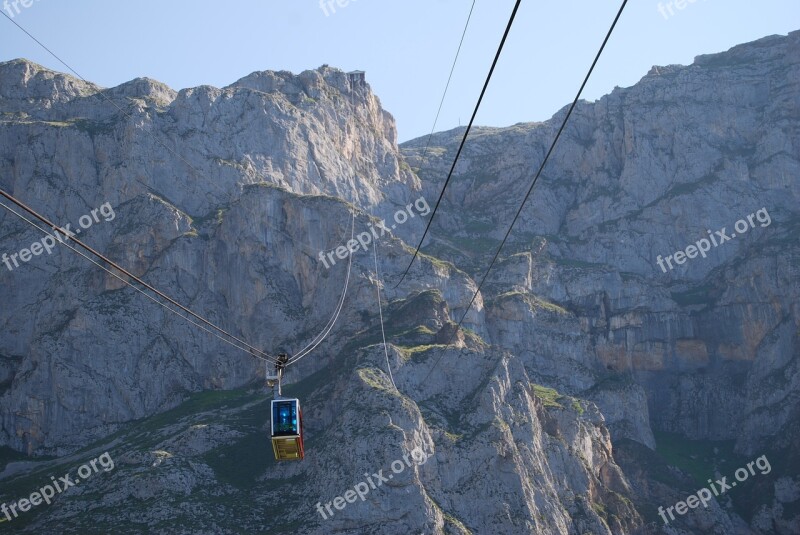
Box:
271 397 305 461
266 354 305 461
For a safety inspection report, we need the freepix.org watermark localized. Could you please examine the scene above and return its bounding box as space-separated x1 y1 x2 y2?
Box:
658 454 770 525
657 0 708 20
2 0 43 19
315 446 431 520
2 201 116 272
319 0 359 17
0 452 115 523
318 196 430 270
656 207 771 273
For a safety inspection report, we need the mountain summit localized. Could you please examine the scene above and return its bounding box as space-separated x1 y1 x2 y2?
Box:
0 30 798 534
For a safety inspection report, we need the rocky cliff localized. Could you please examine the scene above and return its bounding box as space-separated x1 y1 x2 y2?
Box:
0 30 798 535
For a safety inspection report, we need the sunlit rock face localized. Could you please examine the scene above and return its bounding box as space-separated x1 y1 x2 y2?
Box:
0 30 798 534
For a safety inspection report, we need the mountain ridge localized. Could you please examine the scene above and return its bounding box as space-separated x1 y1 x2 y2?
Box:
0 30 798 534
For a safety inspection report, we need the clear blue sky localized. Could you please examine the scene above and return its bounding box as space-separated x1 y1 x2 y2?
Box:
1 0 797 142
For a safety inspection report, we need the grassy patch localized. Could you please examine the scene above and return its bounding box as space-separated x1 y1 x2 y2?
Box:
356 367 398 396
443 511 473 534
96 388 260 453
528 296 569 315
663 176 717 199
396 344 448 361
493 292 569 316
461 327 487 347
416 250 453 271
592 501 607 519
654 430 739 485
531 384 585 415
427 494 474 535
460 218 496 233
443 431 464 443
531 384 563 408
203 432 271 489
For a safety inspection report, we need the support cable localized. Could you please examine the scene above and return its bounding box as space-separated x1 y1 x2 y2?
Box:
394 0 523 288
413 0 477 165
372 236 397 390
0 199 276 362
287 211 356 366
418 0 630 386
0 188 277 363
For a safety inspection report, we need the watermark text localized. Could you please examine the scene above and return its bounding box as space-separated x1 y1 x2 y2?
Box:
2 0 43 19
315 446 430 519
1 452 115 523
318 196 430 270
2 201 116 272
658 454 770 525
656 207 771 273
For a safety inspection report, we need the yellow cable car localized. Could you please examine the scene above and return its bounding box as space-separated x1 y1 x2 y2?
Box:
271 398 305 461
266 354 304 461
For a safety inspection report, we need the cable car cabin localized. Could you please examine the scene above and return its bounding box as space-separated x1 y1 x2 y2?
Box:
271 398 305 461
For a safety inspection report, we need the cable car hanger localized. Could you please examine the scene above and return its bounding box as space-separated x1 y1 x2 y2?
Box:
265 354 290 397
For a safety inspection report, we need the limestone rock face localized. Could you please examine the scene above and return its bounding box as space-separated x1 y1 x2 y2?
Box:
0 30 798 534
404 30 800 448
399 30 800 534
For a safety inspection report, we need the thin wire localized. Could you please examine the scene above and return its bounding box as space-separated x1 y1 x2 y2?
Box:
289 213 353 361
0 188 276 363
393 0 523 289
287 211 356 366
289 212 353 364
413 0 477 165
419 0 630 386
290 217 356 358
3 9 380 367
0 10 324 264
287 229 352 365
372 235 397 391
293 0 476 374
0 200 275 363
2 12 371 368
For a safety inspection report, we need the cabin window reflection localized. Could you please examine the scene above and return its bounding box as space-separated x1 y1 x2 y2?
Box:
272 400 298 436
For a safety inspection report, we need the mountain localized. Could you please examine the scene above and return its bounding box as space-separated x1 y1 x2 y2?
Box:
0 30 798 534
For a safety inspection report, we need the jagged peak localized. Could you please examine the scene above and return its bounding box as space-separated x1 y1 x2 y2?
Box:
0 60 372 113
0 58 99 103
107 77 177 106
227 65 367 101
642 31 796 81
694 31 796 67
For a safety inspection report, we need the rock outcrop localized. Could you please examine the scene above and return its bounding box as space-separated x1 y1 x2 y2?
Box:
0 29 798 534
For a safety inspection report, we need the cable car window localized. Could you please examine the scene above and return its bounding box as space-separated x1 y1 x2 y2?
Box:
272 400 298 436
